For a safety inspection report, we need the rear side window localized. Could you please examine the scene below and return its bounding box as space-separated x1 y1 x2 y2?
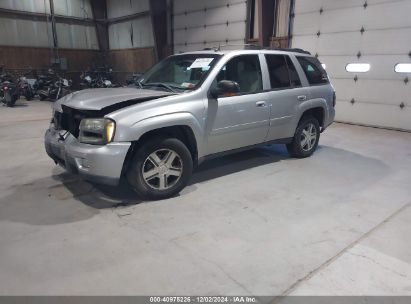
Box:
265 55 302 90
297 56 329 85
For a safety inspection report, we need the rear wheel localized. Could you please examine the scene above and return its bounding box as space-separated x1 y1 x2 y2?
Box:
287 116 320 158
126 137 193 200
5 92 17 107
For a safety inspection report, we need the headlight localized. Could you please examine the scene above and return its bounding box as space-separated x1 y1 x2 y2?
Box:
79 118 116 145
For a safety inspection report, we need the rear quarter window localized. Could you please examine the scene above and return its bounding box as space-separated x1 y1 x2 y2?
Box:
297 56 329 85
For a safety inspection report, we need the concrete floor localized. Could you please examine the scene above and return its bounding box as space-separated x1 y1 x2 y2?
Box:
0 99 411 296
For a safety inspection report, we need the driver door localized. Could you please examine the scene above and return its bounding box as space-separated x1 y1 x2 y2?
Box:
206 55 270 155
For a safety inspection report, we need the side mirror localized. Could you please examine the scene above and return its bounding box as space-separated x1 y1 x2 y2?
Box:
210 80 240 98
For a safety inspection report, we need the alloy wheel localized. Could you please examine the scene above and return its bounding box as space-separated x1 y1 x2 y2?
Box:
142 149 183 190
300 123 317 152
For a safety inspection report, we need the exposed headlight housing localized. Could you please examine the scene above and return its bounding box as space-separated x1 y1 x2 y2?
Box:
79 118 116 145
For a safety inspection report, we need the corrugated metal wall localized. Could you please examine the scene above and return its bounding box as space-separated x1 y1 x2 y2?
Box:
106 0 154 50
172 0 247 53
53 0 93 18
56 23 99 49
107 0 149 19
0 17 53 48
0 0 98 50
0 0 50 13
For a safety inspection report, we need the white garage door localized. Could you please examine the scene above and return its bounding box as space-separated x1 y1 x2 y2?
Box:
172 0 247 53
292 0 411 131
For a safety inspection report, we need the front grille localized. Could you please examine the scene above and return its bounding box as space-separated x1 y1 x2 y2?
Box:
54 106 102 138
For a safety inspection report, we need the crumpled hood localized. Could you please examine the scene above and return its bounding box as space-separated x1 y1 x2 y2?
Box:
55 87 174 112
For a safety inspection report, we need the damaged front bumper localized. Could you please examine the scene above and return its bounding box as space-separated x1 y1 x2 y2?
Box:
44 127 131 186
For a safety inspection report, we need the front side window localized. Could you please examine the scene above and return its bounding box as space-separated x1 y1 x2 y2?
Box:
297 56 329 85
140 54 221 91
215 55 263 94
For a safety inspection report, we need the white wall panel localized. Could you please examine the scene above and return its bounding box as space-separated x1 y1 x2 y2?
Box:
56 23 98 49
0 17 52 47
173 0 247 53
0 0 97 49
108 16 154 49
292 0 411 131
53 0 93 18
107 0 149 19
0 0 50 13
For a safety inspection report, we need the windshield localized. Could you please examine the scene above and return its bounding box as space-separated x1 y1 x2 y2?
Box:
139 54 222 92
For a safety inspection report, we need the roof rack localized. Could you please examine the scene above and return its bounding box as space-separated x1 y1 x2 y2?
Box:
266 47 311 55
202 45 311 55
203 44 263 51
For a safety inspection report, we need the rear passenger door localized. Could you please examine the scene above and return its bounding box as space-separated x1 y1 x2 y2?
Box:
264 54 309 140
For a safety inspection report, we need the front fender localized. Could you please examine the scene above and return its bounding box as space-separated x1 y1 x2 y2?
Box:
114 112 206 158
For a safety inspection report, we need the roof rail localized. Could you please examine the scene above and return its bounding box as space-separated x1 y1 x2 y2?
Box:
216 43 263 51
202 45 311 55
266 47 311 55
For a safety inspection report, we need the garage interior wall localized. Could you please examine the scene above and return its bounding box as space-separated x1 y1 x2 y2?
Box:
0 0 101 87
291 0 411 131
172 0 248 53
106 0 156 83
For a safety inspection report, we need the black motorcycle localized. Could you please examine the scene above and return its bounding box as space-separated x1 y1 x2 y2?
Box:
35 70 72 101
126 73 142 86
79 67 116 89
0 72 19 107
79 71 94 89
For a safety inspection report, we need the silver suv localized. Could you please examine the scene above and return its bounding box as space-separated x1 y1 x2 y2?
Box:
45 48 335 199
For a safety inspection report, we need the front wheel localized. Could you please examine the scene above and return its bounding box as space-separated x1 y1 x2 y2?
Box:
127 137 193 200
287 116 320 158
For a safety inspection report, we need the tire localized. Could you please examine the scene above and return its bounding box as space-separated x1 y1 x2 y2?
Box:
39 94 47 101
5 92 17 107
126 137 193 200
25 91 33 101
287 116 320 158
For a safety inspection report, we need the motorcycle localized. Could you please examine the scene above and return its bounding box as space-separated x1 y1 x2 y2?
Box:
79 67 116 89
17 72 35 101
35 69 72 101
37 76 72 101
0 72 19 107
126 73 142 86
79 71 94 89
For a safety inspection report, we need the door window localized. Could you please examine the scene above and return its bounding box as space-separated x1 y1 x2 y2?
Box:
216 55 263 94
286 56 302 87
265 55 302 89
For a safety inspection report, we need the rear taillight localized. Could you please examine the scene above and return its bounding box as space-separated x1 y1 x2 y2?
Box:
333 91 336 107
3 86 8 91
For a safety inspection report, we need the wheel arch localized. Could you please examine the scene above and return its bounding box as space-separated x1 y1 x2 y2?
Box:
298 106 325 127
121 125 200 179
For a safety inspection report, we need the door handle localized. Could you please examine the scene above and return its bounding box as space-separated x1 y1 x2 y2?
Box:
297 95 307 101
256 101 267 107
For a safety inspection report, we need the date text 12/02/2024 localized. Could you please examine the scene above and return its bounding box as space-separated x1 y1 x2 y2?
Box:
149 297 258 303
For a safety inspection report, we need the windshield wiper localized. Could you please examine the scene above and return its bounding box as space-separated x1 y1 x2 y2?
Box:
141 82 176 93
